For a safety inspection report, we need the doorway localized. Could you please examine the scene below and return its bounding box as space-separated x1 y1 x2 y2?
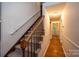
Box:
50 14 61 37
51 21 60 36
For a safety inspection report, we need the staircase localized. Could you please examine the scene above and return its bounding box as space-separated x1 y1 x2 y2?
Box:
7 17 45 57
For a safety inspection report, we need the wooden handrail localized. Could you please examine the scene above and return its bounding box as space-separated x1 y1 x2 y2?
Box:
25 17 44 42
20 17 44 57
10 11 40 35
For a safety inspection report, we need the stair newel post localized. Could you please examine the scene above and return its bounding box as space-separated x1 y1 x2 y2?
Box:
20 38 27 57
27 40 29 57
34 31 36 56
31 35 33 57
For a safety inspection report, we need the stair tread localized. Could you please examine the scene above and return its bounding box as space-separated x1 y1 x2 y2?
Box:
29 39 42 44
15 43 41 52
15 44 20 49
9 17 44 57
25 34 43 37
8 48 36 57
28 31 44 35
8 49 22 57
25 47 40 53
8 46 39 57
28 31 44 32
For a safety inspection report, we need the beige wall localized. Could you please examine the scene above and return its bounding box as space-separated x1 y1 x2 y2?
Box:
39 9 52 56
61 3 79 56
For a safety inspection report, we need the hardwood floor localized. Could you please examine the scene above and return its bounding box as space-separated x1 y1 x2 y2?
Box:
45 35 65 57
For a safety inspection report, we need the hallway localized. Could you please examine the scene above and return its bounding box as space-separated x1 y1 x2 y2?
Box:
1 2 79 57
45 36 65 57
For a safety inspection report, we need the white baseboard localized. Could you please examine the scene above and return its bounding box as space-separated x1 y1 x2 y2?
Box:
62 45 67 57
61 32 79 57
43 40 50 57
63 33 79 49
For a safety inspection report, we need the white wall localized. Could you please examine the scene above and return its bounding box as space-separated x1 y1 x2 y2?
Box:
61 3 79 56
1 2 40 56
42 2 62 15
39 9 52 56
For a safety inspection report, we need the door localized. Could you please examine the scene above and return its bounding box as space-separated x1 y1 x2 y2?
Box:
51 21 60 36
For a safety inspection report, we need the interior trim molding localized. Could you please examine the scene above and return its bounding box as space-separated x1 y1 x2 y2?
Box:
43 40 50 57
62 45 67 57
63 32 79 49
42 34 51 57
10 11 40 35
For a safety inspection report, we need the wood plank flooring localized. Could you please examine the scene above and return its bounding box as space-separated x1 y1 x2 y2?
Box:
45 35 65 57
